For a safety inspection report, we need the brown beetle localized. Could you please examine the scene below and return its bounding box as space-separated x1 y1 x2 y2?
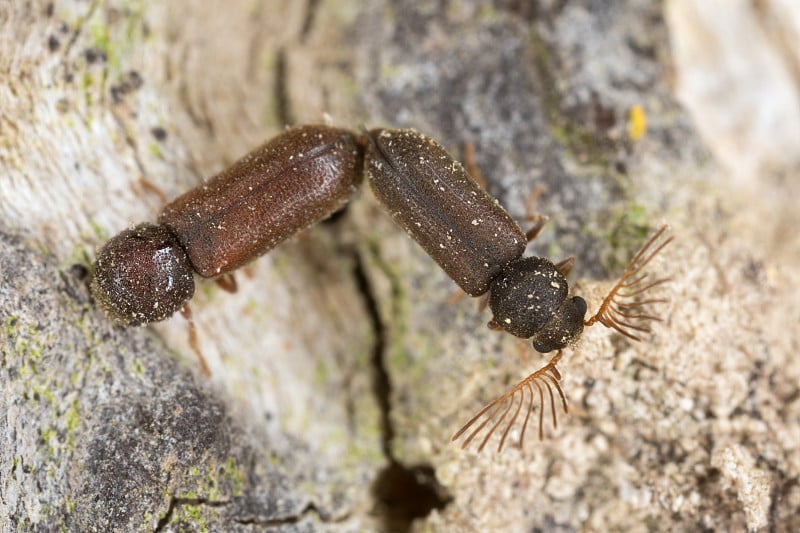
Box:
91 125 363 326
91 124 671 451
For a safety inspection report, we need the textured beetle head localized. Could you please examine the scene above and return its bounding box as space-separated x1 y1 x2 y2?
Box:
91 223 195 325
529 295 587 352
488 256 587 352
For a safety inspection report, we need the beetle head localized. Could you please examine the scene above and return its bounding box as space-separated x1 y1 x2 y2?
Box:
488 256 587 352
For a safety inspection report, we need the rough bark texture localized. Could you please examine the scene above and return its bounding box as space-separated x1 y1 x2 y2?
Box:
2 1 799 531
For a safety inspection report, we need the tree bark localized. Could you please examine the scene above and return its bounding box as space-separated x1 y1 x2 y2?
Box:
1 0 799 531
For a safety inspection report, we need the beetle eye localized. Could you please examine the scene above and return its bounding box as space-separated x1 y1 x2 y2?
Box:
532 339 553 353
573 296 587 316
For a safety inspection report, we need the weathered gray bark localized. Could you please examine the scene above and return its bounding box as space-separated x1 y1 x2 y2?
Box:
2 0 799 531
1 2 380 531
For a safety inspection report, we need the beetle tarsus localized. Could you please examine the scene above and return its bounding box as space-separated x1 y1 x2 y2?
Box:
181 305 211 376
554 256 576 277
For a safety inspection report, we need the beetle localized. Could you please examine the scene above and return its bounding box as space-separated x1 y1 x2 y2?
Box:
91 124 671 451
91 125 363 326
362 128 671 451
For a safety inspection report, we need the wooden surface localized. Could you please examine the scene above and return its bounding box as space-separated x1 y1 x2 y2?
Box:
1 1 799 531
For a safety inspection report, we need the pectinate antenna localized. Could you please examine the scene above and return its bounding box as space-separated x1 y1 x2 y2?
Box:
452 351 567 452
585 225 673 341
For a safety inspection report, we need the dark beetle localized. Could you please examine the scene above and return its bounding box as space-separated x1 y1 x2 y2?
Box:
91 124 671 451
362 128 670 451
364 128 590 354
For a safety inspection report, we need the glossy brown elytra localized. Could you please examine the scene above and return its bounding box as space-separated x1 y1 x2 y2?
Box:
363 128 527 297
91 124 671 452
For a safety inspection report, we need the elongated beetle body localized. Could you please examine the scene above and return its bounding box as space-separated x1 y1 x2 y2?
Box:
159 126 363 277
92 125 362 325
91 123 671 451
364 128 527 296
364 128 591 354
364 128 670 451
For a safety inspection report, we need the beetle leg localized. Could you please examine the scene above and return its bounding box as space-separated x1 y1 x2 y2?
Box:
554 256 576 277
214 272 237 293
180 305 211 376
522 184 550 243
524 213 549 242
462 141 487 188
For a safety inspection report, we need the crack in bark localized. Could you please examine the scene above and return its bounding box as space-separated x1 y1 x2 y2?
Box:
349 246 393 456
154 495 232 531
109 110 149 200
155 497 346 529
300 0 321 43
232 502 339 527
60 0 99 62
273 47 295 126
349 245 452 532
176 46 215 138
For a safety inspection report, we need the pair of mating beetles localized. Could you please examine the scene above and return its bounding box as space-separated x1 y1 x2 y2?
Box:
91 125 670 452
